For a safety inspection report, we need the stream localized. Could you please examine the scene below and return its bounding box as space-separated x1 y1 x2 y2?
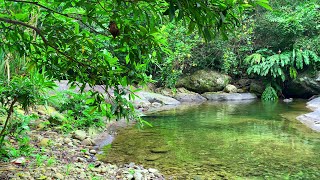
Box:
101 100 320 179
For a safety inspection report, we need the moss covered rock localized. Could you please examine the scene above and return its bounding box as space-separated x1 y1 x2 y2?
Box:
176 70 231 93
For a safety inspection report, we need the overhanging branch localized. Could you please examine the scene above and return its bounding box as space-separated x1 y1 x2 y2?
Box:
6 0 109 36
0 17 89 67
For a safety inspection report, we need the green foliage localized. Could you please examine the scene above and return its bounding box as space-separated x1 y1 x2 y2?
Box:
254 0 319 52
0 72 55 160
153 22 199 87
245 49 320 82
0 0 264 121
262 85 278 101
48 91 105 132
46 156 56 167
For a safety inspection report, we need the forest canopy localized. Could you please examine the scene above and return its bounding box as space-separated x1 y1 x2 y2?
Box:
0 0 270 120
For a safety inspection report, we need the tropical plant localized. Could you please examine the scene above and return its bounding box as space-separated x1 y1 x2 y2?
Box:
245 49 319 82
0 71 56 158
261 84 278 101
0 0 269 122
244 49 319 100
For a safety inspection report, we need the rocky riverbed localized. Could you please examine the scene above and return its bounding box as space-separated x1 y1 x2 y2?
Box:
0 119 165 180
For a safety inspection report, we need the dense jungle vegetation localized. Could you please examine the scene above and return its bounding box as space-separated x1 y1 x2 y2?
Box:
0 0 319 171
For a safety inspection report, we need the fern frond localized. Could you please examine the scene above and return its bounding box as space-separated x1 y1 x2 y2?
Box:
279 53 290 67
289 66 297 79
295 50 303 69
262 85 278 101
302 50 310 65
308 50 319 62
244 53 264 65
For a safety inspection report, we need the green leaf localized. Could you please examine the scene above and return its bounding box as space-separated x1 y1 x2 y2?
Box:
256 0 273 10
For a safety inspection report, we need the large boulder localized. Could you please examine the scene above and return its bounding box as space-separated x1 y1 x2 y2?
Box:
202 92 257 101
284 71 320 98
176 70 231 93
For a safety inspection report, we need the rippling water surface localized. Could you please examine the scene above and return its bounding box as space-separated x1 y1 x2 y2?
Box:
101 100 320 179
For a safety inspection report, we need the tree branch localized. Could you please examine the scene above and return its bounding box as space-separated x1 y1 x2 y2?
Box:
7 0 109 36
0 98 17 145
0 17 90 67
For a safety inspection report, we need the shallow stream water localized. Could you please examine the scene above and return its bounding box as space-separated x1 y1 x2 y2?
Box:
101 100 320 179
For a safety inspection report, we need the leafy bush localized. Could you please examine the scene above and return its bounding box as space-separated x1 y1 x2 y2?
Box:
0 71 56 160
262 85 278 101
244 49 320 82
48 90 105 132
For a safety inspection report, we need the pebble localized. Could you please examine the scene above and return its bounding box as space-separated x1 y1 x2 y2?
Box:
81 138 93 146
148 168 158 173
54 173 64 179
133 172 143 180
77 157 85 162
63 138 72 144
127 174 134 180
89 149 97 154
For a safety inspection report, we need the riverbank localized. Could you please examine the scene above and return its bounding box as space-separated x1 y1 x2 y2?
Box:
0 112 165 180
297 97 320 132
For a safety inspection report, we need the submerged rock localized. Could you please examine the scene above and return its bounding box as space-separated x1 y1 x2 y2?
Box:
145 154 162 161
202 92 257 101
150 146 170 153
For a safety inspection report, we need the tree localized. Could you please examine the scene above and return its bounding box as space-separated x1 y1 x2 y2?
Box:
0 0 270 120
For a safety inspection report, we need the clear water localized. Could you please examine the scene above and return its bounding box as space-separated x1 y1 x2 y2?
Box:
101 100 320 179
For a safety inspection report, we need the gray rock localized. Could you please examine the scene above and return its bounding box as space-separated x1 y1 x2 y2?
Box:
283 98 293 103
307 97 320 110
127 174 134 180
89 149 97 154
136 92 180 105
133 172 143 180
73 130 87 141
148 168 159 174
63 138 72 144
81 138 94 146
174 92 207 103
249 81 265 97
297 110 320 132
151 102 162 108
296 97 320 132
54 173 64 179
202 92 257 101
224 84 238 93
176 70 231 93
285 71 320 98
